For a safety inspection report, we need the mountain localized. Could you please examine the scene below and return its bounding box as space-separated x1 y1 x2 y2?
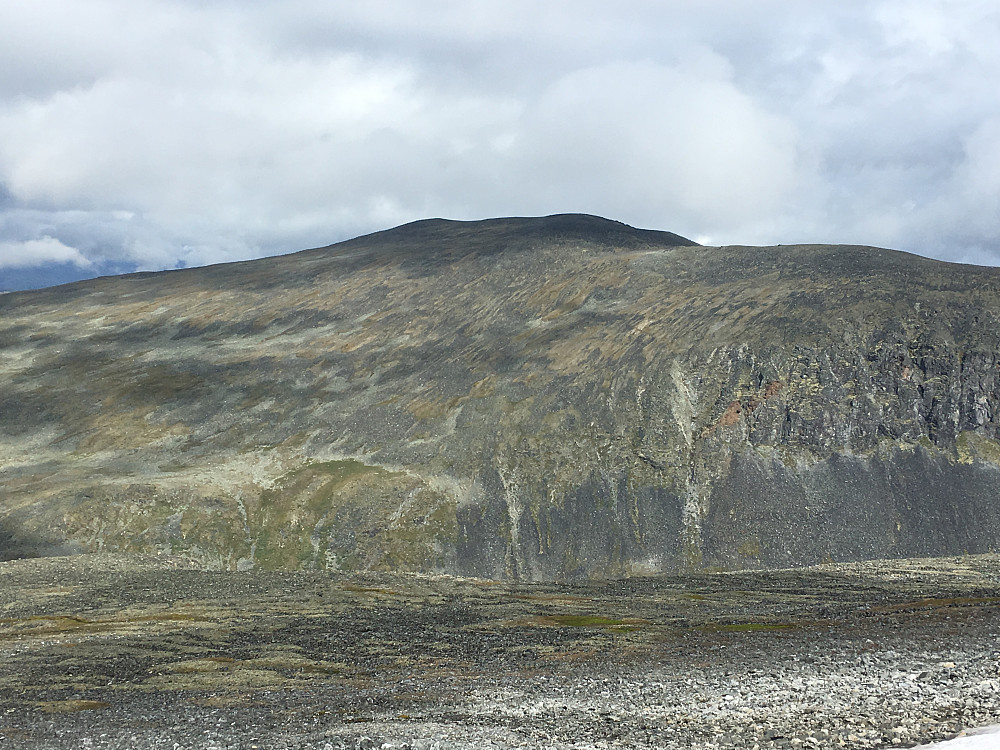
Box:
1 214 999 580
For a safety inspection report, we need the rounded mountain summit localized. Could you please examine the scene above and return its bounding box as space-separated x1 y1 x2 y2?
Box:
2 214 999 579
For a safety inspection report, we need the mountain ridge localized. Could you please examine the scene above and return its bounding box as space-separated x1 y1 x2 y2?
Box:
0 214 698 301
1 215 999 579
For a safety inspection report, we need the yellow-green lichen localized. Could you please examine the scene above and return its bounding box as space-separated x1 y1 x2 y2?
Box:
736 537 761 558
957 431 1000 465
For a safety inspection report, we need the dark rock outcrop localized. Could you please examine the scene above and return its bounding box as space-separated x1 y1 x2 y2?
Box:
1 214 998 578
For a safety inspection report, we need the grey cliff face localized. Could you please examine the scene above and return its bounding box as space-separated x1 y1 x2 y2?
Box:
1 214 998 579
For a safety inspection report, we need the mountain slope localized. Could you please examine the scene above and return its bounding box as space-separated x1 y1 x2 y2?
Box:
2 214 999 579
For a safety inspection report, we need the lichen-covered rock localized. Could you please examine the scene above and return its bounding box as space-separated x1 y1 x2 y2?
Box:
1 214 999 579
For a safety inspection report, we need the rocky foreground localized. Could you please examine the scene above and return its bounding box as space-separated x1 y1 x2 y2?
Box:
1 553 999 749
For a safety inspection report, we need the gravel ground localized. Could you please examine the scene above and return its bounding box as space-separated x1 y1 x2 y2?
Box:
1 553 999 749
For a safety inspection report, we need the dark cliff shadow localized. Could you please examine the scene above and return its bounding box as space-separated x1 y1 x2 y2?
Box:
0 518 78 563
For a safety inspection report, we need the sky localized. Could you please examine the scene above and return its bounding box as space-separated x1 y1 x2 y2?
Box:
2 0 1000 291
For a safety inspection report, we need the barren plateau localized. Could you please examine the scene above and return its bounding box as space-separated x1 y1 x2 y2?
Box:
1 553 999 748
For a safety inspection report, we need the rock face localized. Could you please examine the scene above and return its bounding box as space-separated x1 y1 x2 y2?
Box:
1 214 999 579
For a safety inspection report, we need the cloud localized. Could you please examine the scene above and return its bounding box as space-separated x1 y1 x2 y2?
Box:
748 0 1000 253
1 0 1000 291
0 236 92 269
511 56 801 233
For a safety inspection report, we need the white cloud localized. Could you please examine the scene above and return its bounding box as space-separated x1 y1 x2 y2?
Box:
512 57 802 233
2 0 1000 287
0 236 92 269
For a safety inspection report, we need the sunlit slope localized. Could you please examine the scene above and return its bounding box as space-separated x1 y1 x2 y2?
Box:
2 214 999 579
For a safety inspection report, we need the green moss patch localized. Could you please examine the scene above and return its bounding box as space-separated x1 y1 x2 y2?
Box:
538 614 644 631
244 459 459 572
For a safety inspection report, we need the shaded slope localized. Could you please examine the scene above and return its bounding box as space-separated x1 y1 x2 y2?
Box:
1 214 999 579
